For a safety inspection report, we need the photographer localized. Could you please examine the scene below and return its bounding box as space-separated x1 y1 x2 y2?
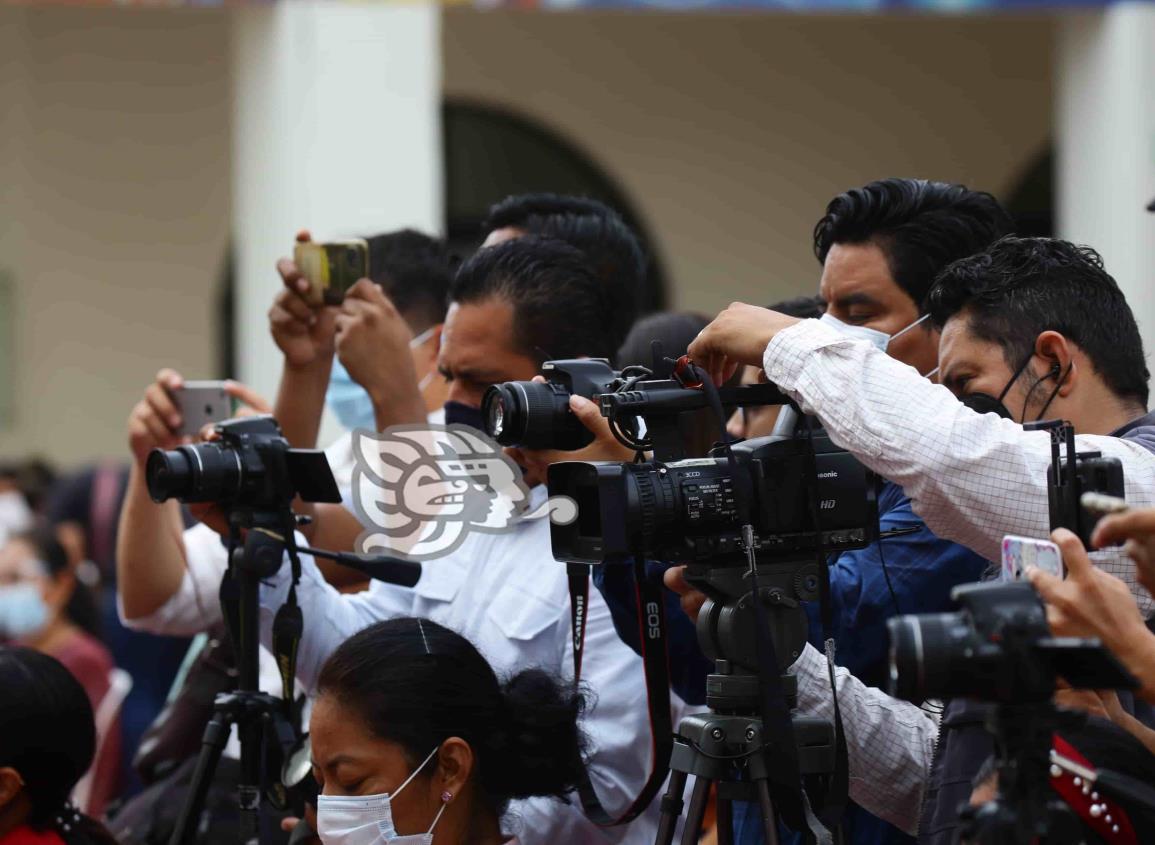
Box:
258 237 681 844
600 180 1010 845
682 236 1155 843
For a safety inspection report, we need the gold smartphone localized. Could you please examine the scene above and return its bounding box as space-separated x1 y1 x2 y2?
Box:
294 239 370 306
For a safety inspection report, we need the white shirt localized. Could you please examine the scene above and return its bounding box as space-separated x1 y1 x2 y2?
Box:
762 319 1155 834
259 484 687 845
118 434 356 756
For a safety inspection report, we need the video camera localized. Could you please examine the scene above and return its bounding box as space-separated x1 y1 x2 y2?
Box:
145 415 340 510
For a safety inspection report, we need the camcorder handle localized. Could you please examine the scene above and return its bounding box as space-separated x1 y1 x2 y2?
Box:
566 558 674 827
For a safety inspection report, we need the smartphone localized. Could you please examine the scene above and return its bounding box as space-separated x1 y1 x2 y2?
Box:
294 239 369 306
1001 535 1063 581
174 381 234 437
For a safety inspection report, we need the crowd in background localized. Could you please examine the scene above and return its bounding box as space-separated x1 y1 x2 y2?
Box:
4 182 1155 845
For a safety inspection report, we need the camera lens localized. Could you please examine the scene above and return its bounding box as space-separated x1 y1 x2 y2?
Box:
888 611 977 702
145 448 193 504
482 380 592 450
144 442 243 504
487 393 507 439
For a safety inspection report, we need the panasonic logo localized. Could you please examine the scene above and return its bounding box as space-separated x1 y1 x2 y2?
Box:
817 471 839 479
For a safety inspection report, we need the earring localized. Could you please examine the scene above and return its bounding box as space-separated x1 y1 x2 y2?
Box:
441 791 453 803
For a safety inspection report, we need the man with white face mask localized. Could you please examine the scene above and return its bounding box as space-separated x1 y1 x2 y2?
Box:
660 179 1015 845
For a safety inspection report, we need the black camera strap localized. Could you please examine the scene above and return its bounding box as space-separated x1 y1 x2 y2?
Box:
566 559 674 826
272 527 304 721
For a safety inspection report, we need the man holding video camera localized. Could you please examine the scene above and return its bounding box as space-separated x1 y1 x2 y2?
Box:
682 235 1155 843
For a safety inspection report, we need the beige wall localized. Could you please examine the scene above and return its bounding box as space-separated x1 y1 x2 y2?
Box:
443 11 1054 313
0 7 1054 466
0 7 231 466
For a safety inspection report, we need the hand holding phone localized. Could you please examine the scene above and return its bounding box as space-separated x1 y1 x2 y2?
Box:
293 239 369 306
174 381 235 437
1002 534 1064 581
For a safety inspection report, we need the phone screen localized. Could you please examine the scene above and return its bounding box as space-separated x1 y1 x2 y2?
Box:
1001 535 1063 581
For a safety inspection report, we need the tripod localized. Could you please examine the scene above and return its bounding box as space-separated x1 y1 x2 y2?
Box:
655 564 837 845
168 509 302 845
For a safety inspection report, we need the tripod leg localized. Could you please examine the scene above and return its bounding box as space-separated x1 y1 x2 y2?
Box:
169 712 232 845
680 777 712 845
654 769 688 845
716 794 733 845
755 778 780 845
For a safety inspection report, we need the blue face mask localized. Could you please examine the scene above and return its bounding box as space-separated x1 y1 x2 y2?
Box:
326 359 376 433
326 328 439 433
443 401 486 432
0 583 49 641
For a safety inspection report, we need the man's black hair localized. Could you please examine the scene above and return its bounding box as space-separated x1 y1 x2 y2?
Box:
813 178 1014 312
928 236 1150 407
451 236 615 364
768 294 827 320
482 193 645 358
364 229 456 332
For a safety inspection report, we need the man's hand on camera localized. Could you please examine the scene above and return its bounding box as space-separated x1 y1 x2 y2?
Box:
1092 507 1155 598
508 391 636 488
334 279 425 429
128 368 190 466
1027 528 1148 653
664 565 708 623
687 303 801 387
271 232 338 369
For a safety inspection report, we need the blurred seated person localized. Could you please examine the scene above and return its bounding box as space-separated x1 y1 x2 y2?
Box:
47 462 187 799
0 529 120 818
0 460 55 542
0 646 119 845
310 618 587 845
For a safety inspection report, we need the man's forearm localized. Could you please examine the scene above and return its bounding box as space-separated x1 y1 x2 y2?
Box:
792 644 936 835
116 465 189 620
1115 635 1155 704
275 359 331 448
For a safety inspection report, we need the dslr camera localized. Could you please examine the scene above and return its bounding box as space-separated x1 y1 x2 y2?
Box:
887 581 1134 704
145 415 340 511
482 359 623 451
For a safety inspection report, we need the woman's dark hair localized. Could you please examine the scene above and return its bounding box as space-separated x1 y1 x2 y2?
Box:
813 178 1013 313
616 311 709 370
927 236 1149 408
11 525 100 639
0 647 116 845
317 618 588 814
451 235 616 365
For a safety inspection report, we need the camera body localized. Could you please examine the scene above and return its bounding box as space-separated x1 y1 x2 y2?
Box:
145 415 340 510
888 581 1135 704
550 428 875 566
483 359 623 451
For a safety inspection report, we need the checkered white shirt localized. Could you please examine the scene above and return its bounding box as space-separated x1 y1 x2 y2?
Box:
768 319 1155 835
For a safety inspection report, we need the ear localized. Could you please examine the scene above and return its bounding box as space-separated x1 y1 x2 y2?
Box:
1034 330 1077 397
434 737 474 800
44 566 77 615
0 767 25 812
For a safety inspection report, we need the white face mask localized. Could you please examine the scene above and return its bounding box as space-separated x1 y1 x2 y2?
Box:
317 747 446 845
818 312 938 378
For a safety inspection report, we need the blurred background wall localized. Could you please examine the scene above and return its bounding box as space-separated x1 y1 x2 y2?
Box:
0 3 1130 468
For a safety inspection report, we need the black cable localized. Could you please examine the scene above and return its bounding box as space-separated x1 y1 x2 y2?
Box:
876 535 903 617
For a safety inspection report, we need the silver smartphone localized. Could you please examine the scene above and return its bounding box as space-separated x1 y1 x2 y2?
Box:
174 381 233 437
